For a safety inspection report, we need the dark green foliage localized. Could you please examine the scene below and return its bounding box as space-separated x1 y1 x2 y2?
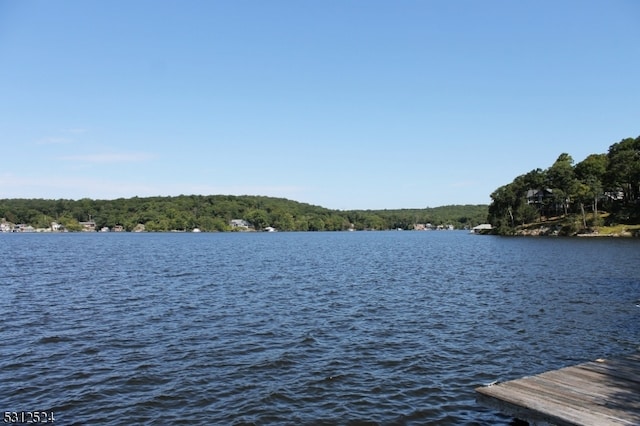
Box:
488 135 640 235
0 195 488 232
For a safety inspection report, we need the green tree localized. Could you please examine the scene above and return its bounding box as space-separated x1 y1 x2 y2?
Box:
546 153 578 216
146 218 171 231
34 214 54 229
169 213 189 231
246 209 269 230
606 137 640 205
488 183 519 231
521 168 547 221
271 210 295 231
522 168 547 190
59 215 82 231
211 217 230 232
575 153 607 221
308 216 325 231
364 214 386 230
324 214 350 231
295 216 309 231
514 201 539 225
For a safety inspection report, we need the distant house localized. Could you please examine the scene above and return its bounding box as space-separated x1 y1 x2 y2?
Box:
230 219 251 229
413 223 433 231
15 224 35 232
603 190 624 201
435 224 455 230
113 225 125 232
526 188 553 205
471 224 493 234
79 221 96 232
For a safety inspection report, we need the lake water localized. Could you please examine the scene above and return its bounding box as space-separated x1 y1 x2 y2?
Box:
1 231 639 425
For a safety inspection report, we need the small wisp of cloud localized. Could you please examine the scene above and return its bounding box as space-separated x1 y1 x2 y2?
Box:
58 152 157 163
37 137 73 145
65 128 87 134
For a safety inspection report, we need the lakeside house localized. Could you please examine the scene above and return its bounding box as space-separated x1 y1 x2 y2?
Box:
414 223 433 231
1 219 37 232
471 224 493 234
79 221 96 232
413 223 454 231
230 219 251 230
526 188 553 206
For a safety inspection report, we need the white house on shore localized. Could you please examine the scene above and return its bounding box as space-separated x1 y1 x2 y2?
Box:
230 219 251 230
471 224 493 234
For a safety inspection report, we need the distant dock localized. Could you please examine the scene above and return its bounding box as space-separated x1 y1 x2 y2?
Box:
475 352 640 425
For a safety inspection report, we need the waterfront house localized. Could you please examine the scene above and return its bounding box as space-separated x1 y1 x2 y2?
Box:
230 219 251 230
526 188 553 205
414 223 434 231
79 221 96 232
471 224 493 234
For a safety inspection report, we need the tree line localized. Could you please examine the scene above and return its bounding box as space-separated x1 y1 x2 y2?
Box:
0 194 488 232
488 135 640 235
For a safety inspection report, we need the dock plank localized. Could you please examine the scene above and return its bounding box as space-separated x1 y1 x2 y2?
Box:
476 382 623 425
476 353 640 426
538 370 640 408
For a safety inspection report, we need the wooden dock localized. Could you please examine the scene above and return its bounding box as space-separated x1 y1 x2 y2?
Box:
475 352 640 425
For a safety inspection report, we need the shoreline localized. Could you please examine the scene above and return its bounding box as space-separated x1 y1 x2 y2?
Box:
514 226 640 238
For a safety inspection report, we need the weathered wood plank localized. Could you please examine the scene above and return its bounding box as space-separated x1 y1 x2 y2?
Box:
499 379 634 424
476 353 640 426
508 378 639 422
476 383 625 425
538 369 640 408
578 361 640 385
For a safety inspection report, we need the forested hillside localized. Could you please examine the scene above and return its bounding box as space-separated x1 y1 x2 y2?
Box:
0 195 487 232
488 135 640 235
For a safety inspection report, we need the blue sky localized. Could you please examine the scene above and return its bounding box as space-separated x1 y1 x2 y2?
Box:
1 1 639 210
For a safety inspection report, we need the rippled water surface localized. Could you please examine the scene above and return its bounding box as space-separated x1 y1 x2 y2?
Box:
2 231 639 425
